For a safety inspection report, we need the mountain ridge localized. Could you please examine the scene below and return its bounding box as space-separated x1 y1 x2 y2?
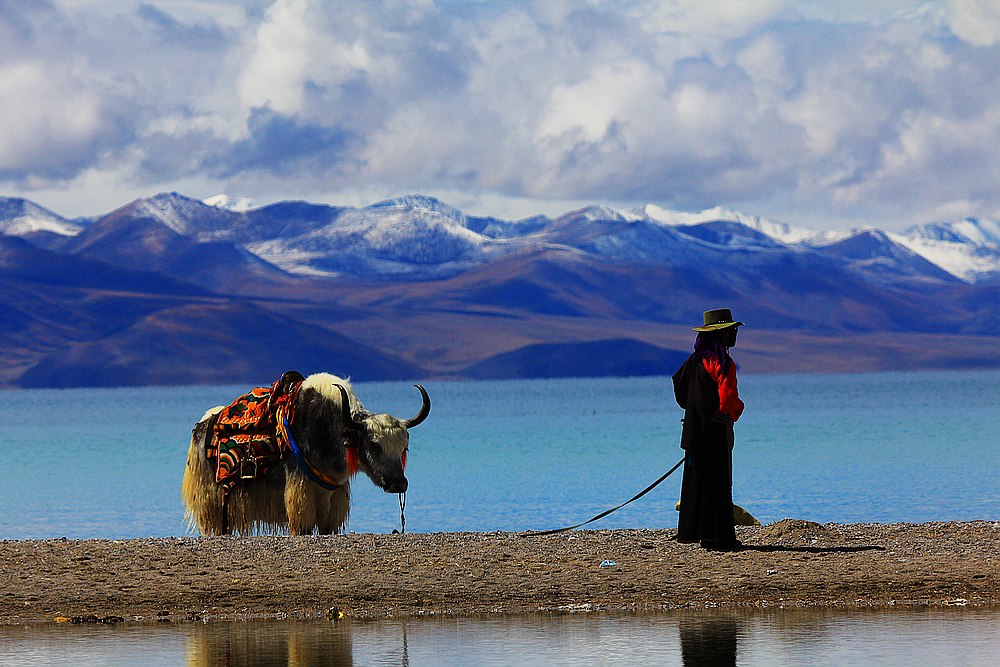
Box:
4 191 999 283
2 191 999 387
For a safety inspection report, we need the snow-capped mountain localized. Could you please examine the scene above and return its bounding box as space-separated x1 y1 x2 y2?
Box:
0 197 83 237
642 204 1000 282
893 218 1000 283
106 191 240 237
2 192 999 284
644 204 837 245
811 228 959 284
244 195 512 278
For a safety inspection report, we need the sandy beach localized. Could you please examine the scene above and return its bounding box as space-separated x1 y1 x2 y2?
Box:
1 520 997 625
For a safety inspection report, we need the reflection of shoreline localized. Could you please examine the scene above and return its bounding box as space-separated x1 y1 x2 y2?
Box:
186 620 355 667
679 614 739 666
2 610 999 666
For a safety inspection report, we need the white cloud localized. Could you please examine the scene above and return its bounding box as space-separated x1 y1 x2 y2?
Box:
945 0 1000 46
536 60 664 142
0 62 104 173
837 106 1000 207
2 0 1000 232
237 0 375 116
735 35 790 89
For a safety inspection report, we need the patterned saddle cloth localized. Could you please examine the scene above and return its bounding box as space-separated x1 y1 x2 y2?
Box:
206 372 303 495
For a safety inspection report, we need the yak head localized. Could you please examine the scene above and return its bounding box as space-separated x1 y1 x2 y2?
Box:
295 373 429 494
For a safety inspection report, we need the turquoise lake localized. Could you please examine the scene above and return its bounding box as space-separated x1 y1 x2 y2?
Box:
0 370 997 539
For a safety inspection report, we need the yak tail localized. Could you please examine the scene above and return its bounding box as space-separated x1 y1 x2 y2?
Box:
181 408 226 535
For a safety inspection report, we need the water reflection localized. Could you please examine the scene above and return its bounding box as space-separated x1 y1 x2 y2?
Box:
2 608 998 667
679 614 739 666
185 620 357 667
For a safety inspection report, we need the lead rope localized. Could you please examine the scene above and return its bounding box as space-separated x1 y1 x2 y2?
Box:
398 492 406 534
525 456 686 536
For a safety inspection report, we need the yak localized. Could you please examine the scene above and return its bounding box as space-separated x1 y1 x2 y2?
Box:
182 372 430 536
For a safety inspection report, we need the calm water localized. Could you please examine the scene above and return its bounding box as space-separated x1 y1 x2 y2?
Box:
0 370 997 539
1 608 998 666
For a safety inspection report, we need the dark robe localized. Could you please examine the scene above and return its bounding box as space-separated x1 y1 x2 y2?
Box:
672 353 737 546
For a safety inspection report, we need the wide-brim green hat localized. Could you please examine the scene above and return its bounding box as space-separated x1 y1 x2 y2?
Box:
693 308 745 332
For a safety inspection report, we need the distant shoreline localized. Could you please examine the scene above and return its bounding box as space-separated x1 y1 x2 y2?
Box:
2 520 997 625
4 363 1000 393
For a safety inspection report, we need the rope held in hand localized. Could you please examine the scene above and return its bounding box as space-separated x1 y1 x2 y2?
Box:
525 456 686 536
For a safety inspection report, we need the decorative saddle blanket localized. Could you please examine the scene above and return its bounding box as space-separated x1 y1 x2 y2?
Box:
206 372 303 495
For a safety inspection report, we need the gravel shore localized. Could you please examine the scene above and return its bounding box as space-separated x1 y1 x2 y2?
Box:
1 520 997 625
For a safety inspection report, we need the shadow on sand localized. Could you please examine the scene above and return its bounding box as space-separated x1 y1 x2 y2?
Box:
738 544 886 554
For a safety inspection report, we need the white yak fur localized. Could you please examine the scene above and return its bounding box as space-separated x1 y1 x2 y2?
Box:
181 374 358 536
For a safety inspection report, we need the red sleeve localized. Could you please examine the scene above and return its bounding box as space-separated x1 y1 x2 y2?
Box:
701 356 745 422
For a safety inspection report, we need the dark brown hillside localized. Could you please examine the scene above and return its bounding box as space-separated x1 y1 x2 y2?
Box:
462 338 690 379
62 213 300 297
318 242 971 335
16 301 425 388
0 235 214 385
0 233 204 294
324 247 743 324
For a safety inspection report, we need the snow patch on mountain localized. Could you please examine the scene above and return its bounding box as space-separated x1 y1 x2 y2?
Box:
0 197 82 237
241 243 331 277
370 194 467 222
124 193 198 234
654 208 1000 283
203 194 254 212
246 195 512 278
576 221 700 263
645 204 834 244
905 217 1000 246
894 235 1000 283
883 217 1000 282
115 192 229 236
572 205 650 223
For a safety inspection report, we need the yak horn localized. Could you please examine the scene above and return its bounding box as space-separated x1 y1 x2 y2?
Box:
404 384 431 428
334 384 366 431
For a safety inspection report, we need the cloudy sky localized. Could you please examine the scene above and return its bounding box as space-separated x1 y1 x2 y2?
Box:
2 0 999 230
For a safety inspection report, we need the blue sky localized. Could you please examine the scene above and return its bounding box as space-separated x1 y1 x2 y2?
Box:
1 0 999 231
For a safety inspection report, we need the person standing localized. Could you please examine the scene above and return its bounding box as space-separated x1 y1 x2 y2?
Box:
672 308 745 551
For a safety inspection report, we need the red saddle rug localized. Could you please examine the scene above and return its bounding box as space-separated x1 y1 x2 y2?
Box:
206 375 301 496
